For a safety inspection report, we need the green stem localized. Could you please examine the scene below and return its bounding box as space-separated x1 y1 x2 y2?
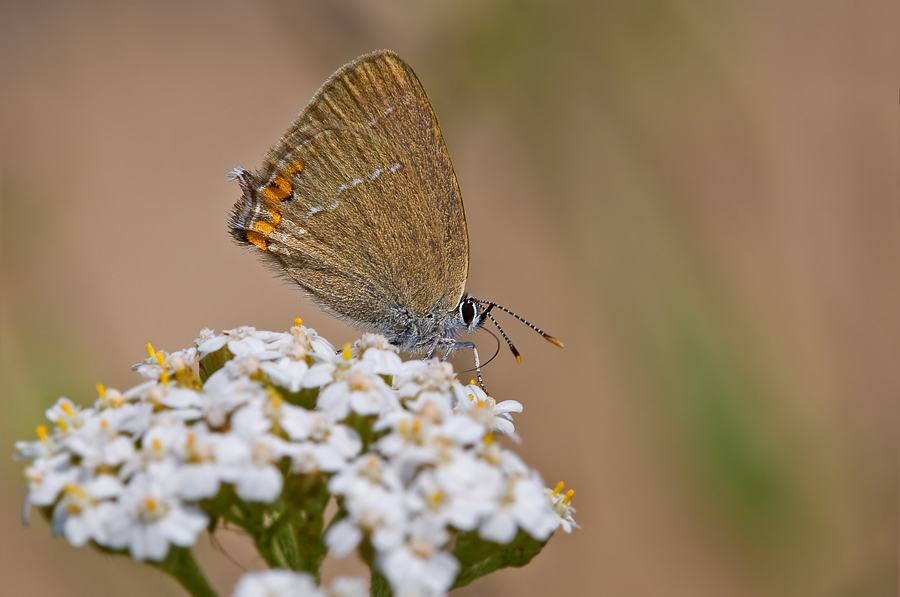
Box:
150 547 218 597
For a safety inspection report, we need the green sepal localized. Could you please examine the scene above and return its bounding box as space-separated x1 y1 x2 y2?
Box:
277 386 320 410
199 346 233 383
451 529 549 589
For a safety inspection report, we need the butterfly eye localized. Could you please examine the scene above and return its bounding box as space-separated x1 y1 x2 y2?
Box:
460 299 478 326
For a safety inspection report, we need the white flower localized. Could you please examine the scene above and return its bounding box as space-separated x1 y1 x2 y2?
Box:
326 576 367 597
158 386 205 420
354 333 397 354
195 328 228 358
304 362 337 387
51 474 123 546
16 323 577 585
294 325 337 363
132 347 198 380
231 569 366 597
260 357 310 393
23 453 77 508
378 519 458 597
329 455 403 497
546 482 579 533
408 455 499 532
374 412 441 483
287 413 361 474
393 360 456 400
14 425 58 461
454 385 522 438
478 468 559 544
196 371 265 427
61 413 135 471
104 462 208 560
225 327 291 361
174 423 223 500
214 432 287 503
120 419 187 477
318 367 399 420
232 569 323 597
231 391 313 441
45 398 91 436
326 485 407 557
357 339 403 377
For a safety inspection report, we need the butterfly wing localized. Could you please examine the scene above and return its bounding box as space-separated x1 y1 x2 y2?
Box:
229 50 469 342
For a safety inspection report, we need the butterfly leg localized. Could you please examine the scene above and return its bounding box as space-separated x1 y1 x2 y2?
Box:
424 336 442 360
437 339 487 394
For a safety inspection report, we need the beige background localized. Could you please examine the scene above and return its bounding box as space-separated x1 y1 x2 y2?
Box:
1 1 896 596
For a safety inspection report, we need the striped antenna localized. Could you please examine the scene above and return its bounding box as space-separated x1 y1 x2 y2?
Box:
474 298 564 349
485 310 522 362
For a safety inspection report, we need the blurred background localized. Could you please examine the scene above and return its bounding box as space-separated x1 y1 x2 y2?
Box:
1 1 896 595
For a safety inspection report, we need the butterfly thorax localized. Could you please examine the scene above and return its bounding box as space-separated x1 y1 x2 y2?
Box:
380 304 469 355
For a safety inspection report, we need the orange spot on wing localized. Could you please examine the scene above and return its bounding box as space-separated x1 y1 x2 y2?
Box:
252 221 275 235
268 210 282 225
246 231 268 250
287 158 304 173
261 174 292 202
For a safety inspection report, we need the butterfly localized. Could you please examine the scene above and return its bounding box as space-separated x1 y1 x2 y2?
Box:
228 50 560 385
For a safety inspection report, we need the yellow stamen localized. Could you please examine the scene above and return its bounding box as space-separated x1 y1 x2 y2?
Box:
65 484 87 500
58 419 68 432
412 419 420 433
96 383 106 398
145 496 157 513
187 432 195 450
430 490 442 504
552 481 565 497
145 342 155 357
61 402 75 416
160 369 170 387
152 438 162 452
268 387 283 409
483 432 495 447
100 419 109 429
399 420 408 435
293 317 303 327
36 425 48 441
342 343 352 361
563 489 575 505
154 351 165 366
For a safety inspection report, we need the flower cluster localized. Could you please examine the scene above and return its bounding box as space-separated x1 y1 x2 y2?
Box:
15 320 577 597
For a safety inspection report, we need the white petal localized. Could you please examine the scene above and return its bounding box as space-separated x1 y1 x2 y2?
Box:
235 466 282 502
479 510 518 544
326 519 363 558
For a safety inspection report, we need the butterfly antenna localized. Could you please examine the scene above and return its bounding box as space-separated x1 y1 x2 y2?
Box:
475 299 564 350
485 311 521 362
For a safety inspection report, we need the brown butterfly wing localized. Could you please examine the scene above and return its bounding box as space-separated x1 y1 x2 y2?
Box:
230 50 469 335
